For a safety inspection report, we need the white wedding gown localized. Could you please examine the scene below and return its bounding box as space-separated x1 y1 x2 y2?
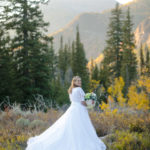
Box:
26 87 106 150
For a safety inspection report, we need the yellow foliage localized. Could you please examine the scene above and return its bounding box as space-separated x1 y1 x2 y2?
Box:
128 85 150 110
99 77 125 115
99 99 119 116
118 95 126 107
99 101 109 111
106 76 150 111
108 77 124 96
112 108 118 114
89 79 100 92
108 95 114 103
17 135 28 143
108 76 126 107
138 76 150 93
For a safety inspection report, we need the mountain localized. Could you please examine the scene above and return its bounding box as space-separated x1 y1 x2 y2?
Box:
40 0 116 33
134 16 150 47
49 0 150 60
48 12 110 59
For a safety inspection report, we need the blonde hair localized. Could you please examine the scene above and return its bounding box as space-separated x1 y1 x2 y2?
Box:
68 76 81 94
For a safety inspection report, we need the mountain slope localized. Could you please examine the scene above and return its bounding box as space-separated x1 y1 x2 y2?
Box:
50 0 150 60
135 16 150 46
49 12 110 59
40 0 116 33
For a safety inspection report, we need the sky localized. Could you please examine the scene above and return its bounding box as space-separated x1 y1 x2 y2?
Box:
116 0 133 4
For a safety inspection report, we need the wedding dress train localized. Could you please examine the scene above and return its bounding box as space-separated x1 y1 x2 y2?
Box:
26 87 106 150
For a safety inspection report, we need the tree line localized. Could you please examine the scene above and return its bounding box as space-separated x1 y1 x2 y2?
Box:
90 3 150 98
0 0 89 109
0 1 149 109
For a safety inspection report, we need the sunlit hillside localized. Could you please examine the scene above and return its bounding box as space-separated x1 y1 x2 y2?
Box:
40 0 116 33
50 0 150 60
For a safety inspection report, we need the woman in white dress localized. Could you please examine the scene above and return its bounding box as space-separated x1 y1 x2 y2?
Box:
26 76 107 150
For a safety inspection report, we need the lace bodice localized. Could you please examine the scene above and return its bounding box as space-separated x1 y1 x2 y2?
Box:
69 87 85 103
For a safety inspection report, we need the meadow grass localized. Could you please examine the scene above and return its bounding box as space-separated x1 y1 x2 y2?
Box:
0 104 150 150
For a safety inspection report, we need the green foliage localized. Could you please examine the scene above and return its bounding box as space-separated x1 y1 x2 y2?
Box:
99 62 110 89
48 40 57 81
140 44 145 75
121 7 137 95
103 3 123 78
49 78 69 107
29 120 47 129
58 36 71 84
16 117 30 128
91 64 99 81
100 3 124 89
139 44 150 76
0 9 15 103
100 4 137 92
71 26 90 92
1 0 54 105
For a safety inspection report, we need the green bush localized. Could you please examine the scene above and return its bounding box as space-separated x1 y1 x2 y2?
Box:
16 117 30 128
29 119 47 129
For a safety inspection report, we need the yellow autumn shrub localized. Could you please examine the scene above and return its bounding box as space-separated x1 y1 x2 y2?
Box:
138 76 150 93
105 130 150 150
99 77 126 116
108 76 126 107
100 76 150 112
89 79 100 92
128 76 150 111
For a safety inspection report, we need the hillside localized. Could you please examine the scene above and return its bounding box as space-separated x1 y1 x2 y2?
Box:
135 16 150 47
50 0 150 60
40 0 115 33
49 12 110 60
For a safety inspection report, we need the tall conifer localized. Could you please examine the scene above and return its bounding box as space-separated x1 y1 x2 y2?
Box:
121 7 137 94
102 3 123 80
4 0 52 104
72 26 90 91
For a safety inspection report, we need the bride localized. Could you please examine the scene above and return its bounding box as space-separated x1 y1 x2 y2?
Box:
26 76 107 150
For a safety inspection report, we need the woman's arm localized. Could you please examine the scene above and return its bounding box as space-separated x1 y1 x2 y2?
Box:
78 87 87 106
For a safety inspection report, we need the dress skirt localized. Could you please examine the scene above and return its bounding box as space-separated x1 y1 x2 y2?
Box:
26 101 106 150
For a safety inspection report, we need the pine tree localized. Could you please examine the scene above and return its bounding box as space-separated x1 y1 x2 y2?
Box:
48 38 57 81
145 45 149 66
0 4 15 104
145 44 150 75
58 36 65 83
4 0 52 105
99 61 110 89
92 64 99 81
102 3 123 81
89 58 94 80
71 41 77 75
58 36 71 85
121 7 137 94
140 44 145 75
72 26 90 91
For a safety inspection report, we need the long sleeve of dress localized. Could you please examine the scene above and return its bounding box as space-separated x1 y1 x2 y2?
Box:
69 87 85 103
78 87 85 101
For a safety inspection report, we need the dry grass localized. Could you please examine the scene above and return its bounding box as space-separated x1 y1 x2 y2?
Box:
0 104 150 150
